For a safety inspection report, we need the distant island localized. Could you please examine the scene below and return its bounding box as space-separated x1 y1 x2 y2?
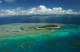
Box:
35 24 62 30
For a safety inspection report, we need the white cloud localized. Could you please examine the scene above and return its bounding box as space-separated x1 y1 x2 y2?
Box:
0 5 79 16
0 0 3 3
0 0 16 3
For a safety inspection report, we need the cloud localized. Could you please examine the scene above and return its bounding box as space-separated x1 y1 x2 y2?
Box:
0 5 79 16
28 5 79 15
0 0 16 3
0 0 3 3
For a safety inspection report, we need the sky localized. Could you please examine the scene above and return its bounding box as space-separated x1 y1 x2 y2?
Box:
0 0 79 9
0 0 80 16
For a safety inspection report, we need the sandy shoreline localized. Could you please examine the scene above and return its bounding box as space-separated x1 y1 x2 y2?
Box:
0 23 62 35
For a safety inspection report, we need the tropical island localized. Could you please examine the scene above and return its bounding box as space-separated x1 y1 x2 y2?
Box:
34 24 62 30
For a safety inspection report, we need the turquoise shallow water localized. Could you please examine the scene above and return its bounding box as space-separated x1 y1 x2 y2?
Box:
0 24 80 52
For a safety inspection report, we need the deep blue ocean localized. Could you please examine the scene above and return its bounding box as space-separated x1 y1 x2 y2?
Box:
0 15 80 24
